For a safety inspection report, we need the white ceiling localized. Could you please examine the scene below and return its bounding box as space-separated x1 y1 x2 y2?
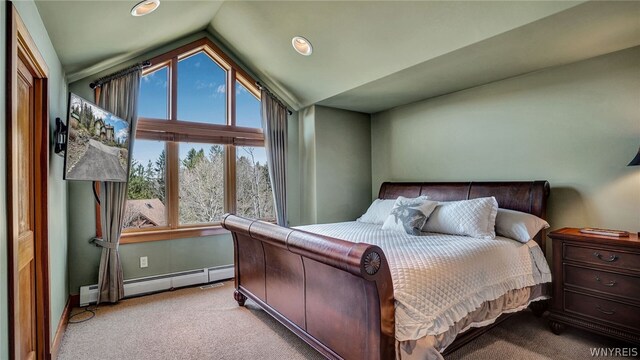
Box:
35 1 640 114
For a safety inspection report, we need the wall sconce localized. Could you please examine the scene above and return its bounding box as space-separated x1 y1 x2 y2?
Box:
54 117 68 156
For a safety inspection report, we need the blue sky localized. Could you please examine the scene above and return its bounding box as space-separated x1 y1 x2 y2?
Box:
138 67 168 119
133 50 265 168
103 114 129 143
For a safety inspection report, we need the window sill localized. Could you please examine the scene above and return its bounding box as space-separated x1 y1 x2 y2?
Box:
120 225 230 244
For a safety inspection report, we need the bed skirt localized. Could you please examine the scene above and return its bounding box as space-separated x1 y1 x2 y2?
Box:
396 283 549 360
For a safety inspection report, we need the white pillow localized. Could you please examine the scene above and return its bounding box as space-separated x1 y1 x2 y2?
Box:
422 197 499 239
357 199 396 224
495 208 550 243
357 196 427 224
382 197 438 235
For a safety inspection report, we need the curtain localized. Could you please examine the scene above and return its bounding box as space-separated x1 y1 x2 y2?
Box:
95 70 141 303
261 89 288 226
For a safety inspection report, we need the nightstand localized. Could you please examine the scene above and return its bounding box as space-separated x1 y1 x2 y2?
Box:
548 228 640 345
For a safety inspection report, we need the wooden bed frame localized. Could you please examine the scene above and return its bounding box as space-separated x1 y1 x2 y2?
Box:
222 181 550 359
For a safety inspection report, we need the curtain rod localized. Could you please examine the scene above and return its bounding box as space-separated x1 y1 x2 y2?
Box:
89 61 151 89
256 82 293 115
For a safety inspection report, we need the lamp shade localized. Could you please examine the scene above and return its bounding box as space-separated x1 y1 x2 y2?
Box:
629 147 640 166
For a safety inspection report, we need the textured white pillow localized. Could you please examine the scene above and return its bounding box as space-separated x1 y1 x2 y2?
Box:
495 208 550 243
357 199 396 224
382 197 438 235
422 197 499 239
357 196 427 224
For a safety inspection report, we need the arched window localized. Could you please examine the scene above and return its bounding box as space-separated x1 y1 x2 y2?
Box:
122 38 274 242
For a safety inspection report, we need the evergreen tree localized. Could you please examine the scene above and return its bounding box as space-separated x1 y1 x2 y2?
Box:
209 145 223 158
145 160 155 180
155 150 166 203
127 159 155 200
182 148 205 169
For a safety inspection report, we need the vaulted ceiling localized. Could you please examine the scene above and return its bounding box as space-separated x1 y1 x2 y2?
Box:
35 0 225 81
36 1 640 113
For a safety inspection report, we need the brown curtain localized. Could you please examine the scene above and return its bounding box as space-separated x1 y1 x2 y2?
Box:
94 69 141 303
261 89 288 226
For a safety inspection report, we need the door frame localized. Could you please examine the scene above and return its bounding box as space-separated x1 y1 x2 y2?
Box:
6 2 51 359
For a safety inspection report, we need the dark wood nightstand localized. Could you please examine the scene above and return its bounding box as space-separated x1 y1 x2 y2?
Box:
548 228 640 344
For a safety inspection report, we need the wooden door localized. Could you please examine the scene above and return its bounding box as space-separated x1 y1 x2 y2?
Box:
8 4 51 359
15 54 38 360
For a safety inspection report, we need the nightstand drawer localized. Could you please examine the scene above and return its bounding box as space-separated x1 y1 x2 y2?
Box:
565 291 640 331
564 265 640 301
564 244 640 271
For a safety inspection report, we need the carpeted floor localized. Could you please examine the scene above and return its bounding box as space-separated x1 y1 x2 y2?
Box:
59 282 635 360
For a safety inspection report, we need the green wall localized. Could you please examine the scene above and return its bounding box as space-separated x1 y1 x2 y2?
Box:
286 111 302 226
1 0 69 353
297 105 372 225
315 106 372 223
371 46 640 253
299 106 317 224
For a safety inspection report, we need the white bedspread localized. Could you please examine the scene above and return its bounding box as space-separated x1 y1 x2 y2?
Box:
295 222 552 341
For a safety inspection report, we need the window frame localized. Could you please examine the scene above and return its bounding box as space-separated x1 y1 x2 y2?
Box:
94 38 265 244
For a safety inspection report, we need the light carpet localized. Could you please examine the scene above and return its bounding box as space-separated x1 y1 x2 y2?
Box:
59 282 635 360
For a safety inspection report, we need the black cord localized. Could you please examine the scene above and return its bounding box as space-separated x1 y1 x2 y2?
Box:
92 181 100 205
68 305 98 324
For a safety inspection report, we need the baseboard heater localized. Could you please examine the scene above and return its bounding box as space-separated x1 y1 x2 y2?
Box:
79 265 234 306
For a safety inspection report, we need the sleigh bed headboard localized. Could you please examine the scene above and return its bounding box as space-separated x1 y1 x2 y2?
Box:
377 181 550 252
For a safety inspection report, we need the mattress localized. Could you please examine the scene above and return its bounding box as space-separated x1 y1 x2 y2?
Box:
295 221 552 342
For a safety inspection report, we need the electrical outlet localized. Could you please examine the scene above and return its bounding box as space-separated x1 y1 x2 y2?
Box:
140 256 148 268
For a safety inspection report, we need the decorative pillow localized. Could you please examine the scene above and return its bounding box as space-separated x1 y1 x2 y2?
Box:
357 199 396 224
357 196 427 224
495 208 550 243
382 197 438 235
422 197 499 239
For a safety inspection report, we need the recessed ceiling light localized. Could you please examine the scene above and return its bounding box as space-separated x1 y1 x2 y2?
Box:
292 36 313 56
131 0 160 17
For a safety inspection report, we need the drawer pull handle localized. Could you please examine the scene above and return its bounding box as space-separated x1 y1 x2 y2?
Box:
595 276 617 287
593 252 618 262
595 305 616 315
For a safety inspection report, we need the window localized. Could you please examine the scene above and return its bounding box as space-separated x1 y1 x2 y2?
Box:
124 140 166 229
178 143 225 224
119 38 273 243
235 80 261 128
177 52 226 125
138 67 168 119
236 146 274 220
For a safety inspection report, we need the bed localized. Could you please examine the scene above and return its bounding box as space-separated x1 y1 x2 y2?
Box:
222 181 551 359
